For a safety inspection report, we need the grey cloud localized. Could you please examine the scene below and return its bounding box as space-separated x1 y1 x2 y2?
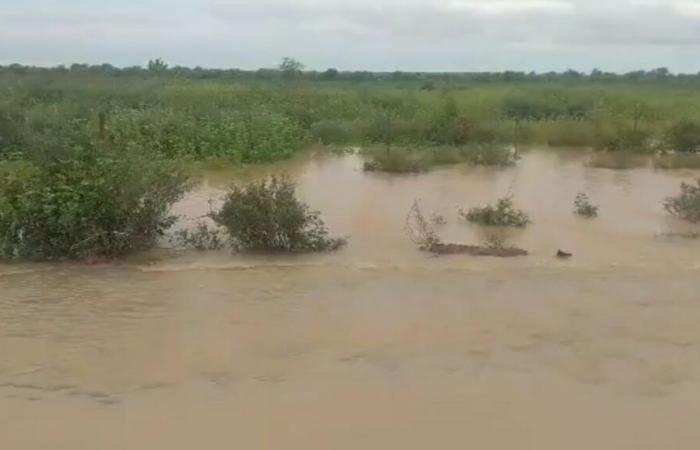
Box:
210 0 700 46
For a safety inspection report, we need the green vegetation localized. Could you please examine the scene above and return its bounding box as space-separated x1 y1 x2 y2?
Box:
172 222 225 251
4 60 700 260
654 153 700 170
0 149 188 260
573 193 600 218
405 201 528 257
362 144 518 173
210 176 346 252
665 179 700 224
664 120 700 154
460 196 531 228
4 61 700 168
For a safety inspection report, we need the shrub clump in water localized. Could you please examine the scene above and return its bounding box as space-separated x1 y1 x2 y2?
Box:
210 176 346 252
573 193 599 218
172 222 225 251
363 148 428 174
664 179 700 223
0 151 189 260
459 196 531 227
406 200 528 257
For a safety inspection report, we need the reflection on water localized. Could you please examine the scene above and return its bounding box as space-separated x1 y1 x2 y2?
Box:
2 150 700 449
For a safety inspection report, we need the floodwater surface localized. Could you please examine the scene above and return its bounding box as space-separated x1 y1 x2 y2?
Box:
2 150 700 449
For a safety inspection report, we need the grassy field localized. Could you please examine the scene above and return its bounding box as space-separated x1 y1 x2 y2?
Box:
3 66 700 164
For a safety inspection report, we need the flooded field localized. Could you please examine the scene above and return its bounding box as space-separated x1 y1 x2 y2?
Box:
2 150 700 449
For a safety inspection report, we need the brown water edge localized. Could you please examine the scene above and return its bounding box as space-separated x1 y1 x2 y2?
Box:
2 149 700 449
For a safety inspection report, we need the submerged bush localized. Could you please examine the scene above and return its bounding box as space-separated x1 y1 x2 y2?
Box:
172 222 225 251
462 144 520 166
573 193 599 218
210 176 346 252
363 148 429 173
664 179 700 223
460 196 531 227
587 151 647 170
0 150 189 260
596 127 652 153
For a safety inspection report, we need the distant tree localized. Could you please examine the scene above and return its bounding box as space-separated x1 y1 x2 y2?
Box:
147 58 168 74
321 68 339 80
279 57 304 80
649 67 670 81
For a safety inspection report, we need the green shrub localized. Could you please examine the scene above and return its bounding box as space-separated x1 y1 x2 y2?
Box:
363 148 429 173
535 120 596 147
665 120 700 153
573 193 599 218
0 150 189 260
172 222 224 250
462 143 520 166
664 179 700 223
210 176 346 252
596 127 652 153
309 119 358 144
460 196 531 227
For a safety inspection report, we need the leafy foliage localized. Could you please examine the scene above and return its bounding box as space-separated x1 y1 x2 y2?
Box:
0 150 189 260
460 196 531 227
172 222 224 251
665 120 700 153
573 193 599 218
664 179 700 223
210 176 346 252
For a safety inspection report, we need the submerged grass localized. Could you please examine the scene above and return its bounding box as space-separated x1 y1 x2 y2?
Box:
654 154 700 170
587 152 648 170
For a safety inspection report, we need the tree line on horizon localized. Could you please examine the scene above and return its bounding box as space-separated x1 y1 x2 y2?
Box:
0 58 696 85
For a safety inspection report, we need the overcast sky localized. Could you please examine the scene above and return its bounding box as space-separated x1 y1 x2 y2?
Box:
2 0 700 72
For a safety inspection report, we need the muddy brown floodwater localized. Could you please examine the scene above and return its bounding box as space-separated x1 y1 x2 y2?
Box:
2 150 700 449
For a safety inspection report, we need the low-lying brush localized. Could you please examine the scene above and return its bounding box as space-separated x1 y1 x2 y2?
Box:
664 120 700 153
406 201 528 257
459 196 531 227
587 151 647 170
0 150 189 260
664 179 700 223
461 144 520 166
363 144 518 173
210 176 346 252
653 153 700 170
405 200 443 250
573 193 599 218
172 222 225 251
363 148 429 173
